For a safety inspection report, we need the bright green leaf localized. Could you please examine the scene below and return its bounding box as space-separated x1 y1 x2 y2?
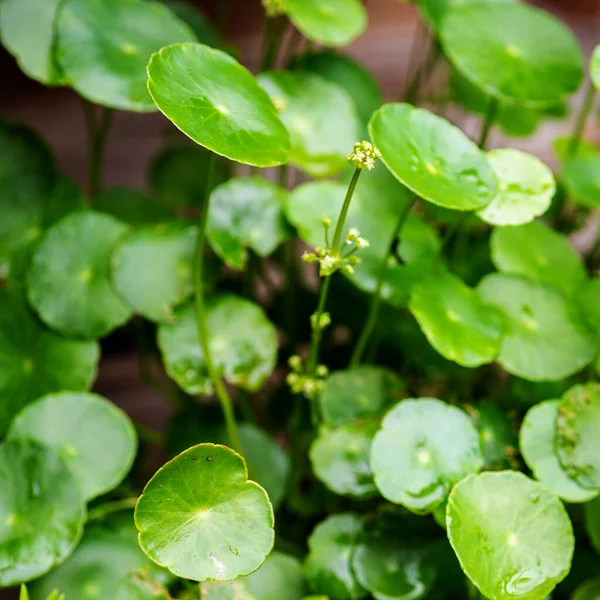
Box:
417 0 515 32
579 277 600 333
591 45 600 91
563 152 600 209
242 552 306 600
94 187 171 225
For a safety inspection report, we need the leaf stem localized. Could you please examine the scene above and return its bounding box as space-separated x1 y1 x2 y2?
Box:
86 497 139 522
567 82 596 159
349 197 416 368
331 168 362 251
478 96 499 149
82 101 113 198
193 152 243 455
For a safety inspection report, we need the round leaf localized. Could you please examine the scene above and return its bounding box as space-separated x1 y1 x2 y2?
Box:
7 392 137 501
440 2 584 107
258 71 359 177
477 274 595 381
369 103 497 211
418 0 516 32
284 0 366 47
207 177 290 270
243 552 306 600
556 383 600 491
563 152 600 209
447 471 575 600
111 222 198 323
370 398 483 513
476 149 555 226
147 42 290 167
520 400 597 503
0 440 85 586
27 210 133 338
94 188 171 225
158 295 278 395
409 270 505 367
57 0 196 111
135 443 275 581
0 288 99 436
304 513 366 600
591 45 600 91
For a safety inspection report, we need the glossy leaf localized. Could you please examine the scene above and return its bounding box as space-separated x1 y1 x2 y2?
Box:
27 210 133 338
447 471 575 600
440 2 584 107
135 444 275 581
409 271 505 367
476 149 555 226
258 71 359 177
491 221 587 296
520 400 597 503
370 398 484 513
304 514 366 600
57 0 196 111
147 42 290 167
0 440 85 586
417 0 515 31
7 392 137 501
563 152 600 209
478 274 595 381
94 188 171 225
0 288 99 436
158 295 278 395
591 45 600 91
369 103 497 210
111 222 198 323
207 177 290 270
243 552 306 600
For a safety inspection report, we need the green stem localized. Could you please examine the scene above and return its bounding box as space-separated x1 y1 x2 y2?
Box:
83 102 113 198
193 153 243 455
478 97 499 149
349 198 416 368
87 497 138 522
567 82 596 159
331 169 362 251
307 275 332 374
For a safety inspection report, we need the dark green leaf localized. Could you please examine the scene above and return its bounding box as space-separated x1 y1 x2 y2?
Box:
94 188 171 225
563 152 600 210
584 497 600 554
572 578 600 600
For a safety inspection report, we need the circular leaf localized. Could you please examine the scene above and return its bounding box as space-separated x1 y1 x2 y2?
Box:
27 210 133 338
369 103 497 211
243 552 305 600
0 288 99 436
304 513 366 600
158 295 278 395
147 42 290 167
476 149 555 226
478 274 595 381
556 383 600 490
57 0 195 111
418 0 516 32
0 439 85 586
258 71 359 177
310 420 379 499
447 471 575 600
7 392 137 501
520 400 597 503
563 152 600 209
370 398 483 513
440 2 584 107
135 444 275 581
591 45 600 91
207 177 290 270
94 188 171 225
112 222 198 323
409 270 505 367
284 0 366 47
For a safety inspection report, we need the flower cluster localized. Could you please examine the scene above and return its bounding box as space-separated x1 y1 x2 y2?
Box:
261 0 286 17
286 355 329 399
347 140 382 171
310 311 331 331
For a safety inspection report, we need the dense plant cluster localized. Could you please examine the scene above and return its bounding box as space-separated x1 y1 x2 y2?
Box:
1 0 600 599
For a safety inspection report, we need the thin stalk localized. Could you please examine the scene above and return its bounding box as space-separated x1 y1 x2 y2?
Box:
331 169 362 250
478 96 499 149
193 153 242 454
349 198 416 368
262 16 287 71
83 102 113 198
87 497 138 522
567 82 596 159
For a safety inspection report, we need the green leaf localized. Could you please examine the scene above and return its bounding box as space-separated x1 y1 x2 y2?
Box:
477 274 595 381
158 295 278 395
115 571 172 599
161 0 221 48
7 391 137 501
94 187 171 225
584 497 600 554
409 271 505 367
370 398 483 513
207 177 290 270
111 222 198 323
0 0 63 83
135 444 275 581
258 71 359 177
27 210 133 338
242 552 306 600
369 103 497 211
200 581 256 600
447 471 575 600
319 366 404 426
20 585 29 600
284 0 367 47
0 440 86 586
556 383 600 491
440 2 584 107
520 400 597 503
0 287 99 436
591 45 600 91
578 277 600 333
476 149 555 226
304 513 366 600
563 152 600 209
417 0 515 32
57 0 196 111
572 578 600 600
310 420 379 499
147 42 290 167
30 528 167 599
490 221 587 296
